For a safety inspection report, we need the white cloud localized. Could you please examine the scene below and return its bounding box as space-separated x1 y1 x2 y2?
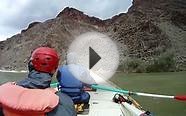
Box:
0 0 29 22
0 26 20 41
0 0 132 41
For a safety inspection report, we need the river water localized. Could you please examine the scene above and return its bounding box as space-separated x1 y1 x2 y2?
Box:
0 71 27 84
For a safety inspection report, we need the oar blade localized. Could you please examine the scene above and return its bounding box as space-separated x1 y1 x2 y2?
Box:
174 95 186 101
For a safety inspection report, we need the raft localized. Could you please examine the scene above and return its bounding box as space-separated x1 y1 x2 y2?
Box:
77 90 147 116
64 71 150 116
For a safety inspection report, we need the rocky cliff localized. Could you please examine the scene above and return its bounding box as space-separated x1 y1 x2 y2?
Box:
0 0 185 71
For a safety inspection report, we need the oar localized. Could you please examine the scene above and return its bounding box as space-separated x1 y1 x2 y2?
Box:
50 83 186 101
50 82 58 88
91 84 186 101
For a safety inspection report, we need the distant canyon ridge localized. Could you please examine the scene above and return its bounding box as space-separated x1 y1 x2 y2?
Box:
0 0 185 72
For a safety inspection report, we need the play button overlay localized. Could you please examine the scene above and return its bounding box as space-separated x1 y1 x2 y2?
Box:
89 47 101 69
67 32 119 84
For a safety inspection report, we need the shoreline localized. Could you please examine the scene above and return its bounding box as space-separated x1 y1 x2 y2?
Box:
0 70 28 73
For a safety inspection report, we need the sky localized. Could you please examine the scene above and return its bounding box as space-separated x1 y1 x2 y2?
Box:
0 0 132 41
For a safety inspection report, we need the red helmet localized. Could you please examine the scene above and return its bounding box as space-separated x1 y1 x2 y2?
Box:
31 47 59 73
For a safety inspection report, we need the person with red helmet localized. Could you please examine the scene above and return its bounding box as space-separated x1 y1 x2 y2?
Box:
18 47 60 89
0 47 76 116
31 47 59 74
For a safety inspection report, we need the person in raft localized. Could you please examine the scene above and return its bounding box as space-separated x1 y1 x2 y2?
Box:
56 53 96 106
0 47 76 116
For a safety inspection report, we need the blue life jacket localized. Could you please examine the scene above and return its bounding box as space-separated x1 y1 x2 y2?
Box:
57 65 90 104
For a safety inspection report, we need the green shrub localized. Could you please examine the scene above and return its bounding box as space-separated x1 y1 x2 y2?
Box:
146 52 176 72
118 51 176 73
119 58 146 73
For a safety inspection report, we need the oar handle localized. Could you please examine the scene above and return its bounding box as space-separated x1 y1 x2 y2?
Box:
50 82 58 88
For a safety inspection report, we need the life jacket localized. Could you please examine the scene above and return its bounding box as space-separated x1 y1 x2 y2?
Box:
0 82 59 116
57 65 90 103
